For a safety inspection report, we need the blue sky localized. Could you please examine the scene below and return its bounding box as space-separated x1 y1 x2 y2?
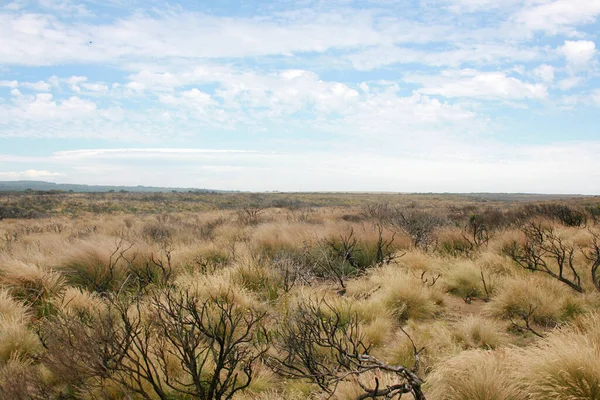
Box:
1 0 599 193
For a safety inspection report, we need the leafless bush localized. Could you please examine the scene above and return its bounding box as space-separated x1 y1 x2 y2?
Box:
41 288 267 400
286 207 317 223
271 255 312 292
311 226 399 289
391 209 445 250
237 206 264 226
267 298 426 399
362 203 396 222
508 304 545 338
0 359 53 400
502 223 583 293
519 203 587 227
581 231 600 292
141 221 173 244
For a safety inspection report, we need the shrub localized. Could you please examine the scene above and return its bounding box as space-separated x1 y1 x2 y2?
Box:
391 209 446 249
43 287 268 400
141 221 173 243
0 358 50 399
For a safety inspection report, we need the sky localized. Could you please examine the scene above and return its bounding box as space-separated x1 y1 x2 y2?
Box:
0 0 599 193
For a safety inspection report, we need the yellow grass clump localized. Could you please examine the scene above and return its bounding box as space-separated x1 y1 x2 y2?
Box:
0 261 65 312
515 312 600 400
451 315 508 350
426 349 521 400
354 265 443 323
0 317 41 362
0 289 30 322
442 260 487 300
486 275 587 327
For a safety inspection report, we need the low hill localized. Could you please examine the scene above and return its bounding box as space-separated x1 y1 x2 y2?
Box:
0 180 224 193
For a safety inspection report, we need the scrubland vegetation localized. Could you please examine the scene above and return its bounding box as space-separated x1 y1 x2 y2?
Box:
0 191 599 399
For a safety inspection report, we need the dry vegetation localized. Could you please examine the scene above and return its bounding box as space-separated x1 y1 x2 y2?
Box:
0 191 599 399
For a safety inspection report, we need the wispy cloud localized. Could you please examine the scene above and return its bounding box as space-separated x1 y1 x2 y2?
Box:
0 169 64 179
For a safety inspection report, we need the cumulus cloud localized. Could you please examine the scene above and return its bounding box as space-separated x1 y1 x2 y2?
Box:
532 64 555 83
81 82 109 93
2 93 97 120
21 80 52 91
559 40 597 70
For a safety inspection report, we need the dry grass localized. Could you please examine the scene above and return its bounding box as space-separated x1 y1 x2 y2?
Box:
427 312 600 400
442 260 487 300
451 315 508 350
0 289 30 322
0 195 598 399
486 275 587 327
0 317 41 362
352 265 443 323
0 261 65 315
426 349 521 400
515 312 600 400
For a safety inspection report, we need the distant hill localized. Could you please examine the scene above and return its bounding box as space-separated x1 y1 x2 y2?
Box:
0 181 225 193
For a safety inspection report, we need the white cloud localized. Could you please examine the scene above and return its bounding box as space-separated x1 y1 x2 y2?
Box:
0 66 480 142
81 83 108 93
407 69 548 99
557 76 585 90
589 90 600 108
0 169 64 179
5 143 599 193
38 0 91 16
349 44 548 70
513 0 600 35
0 10 445 66
21 80 52 91
559 40 597 70
124 82 145 92
65 76 88 92
0 80 19 88
3 1 26 11
445 0 523 13
0 93 98 122
532 64 555 83
159 88 215 109
53 148 258 160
